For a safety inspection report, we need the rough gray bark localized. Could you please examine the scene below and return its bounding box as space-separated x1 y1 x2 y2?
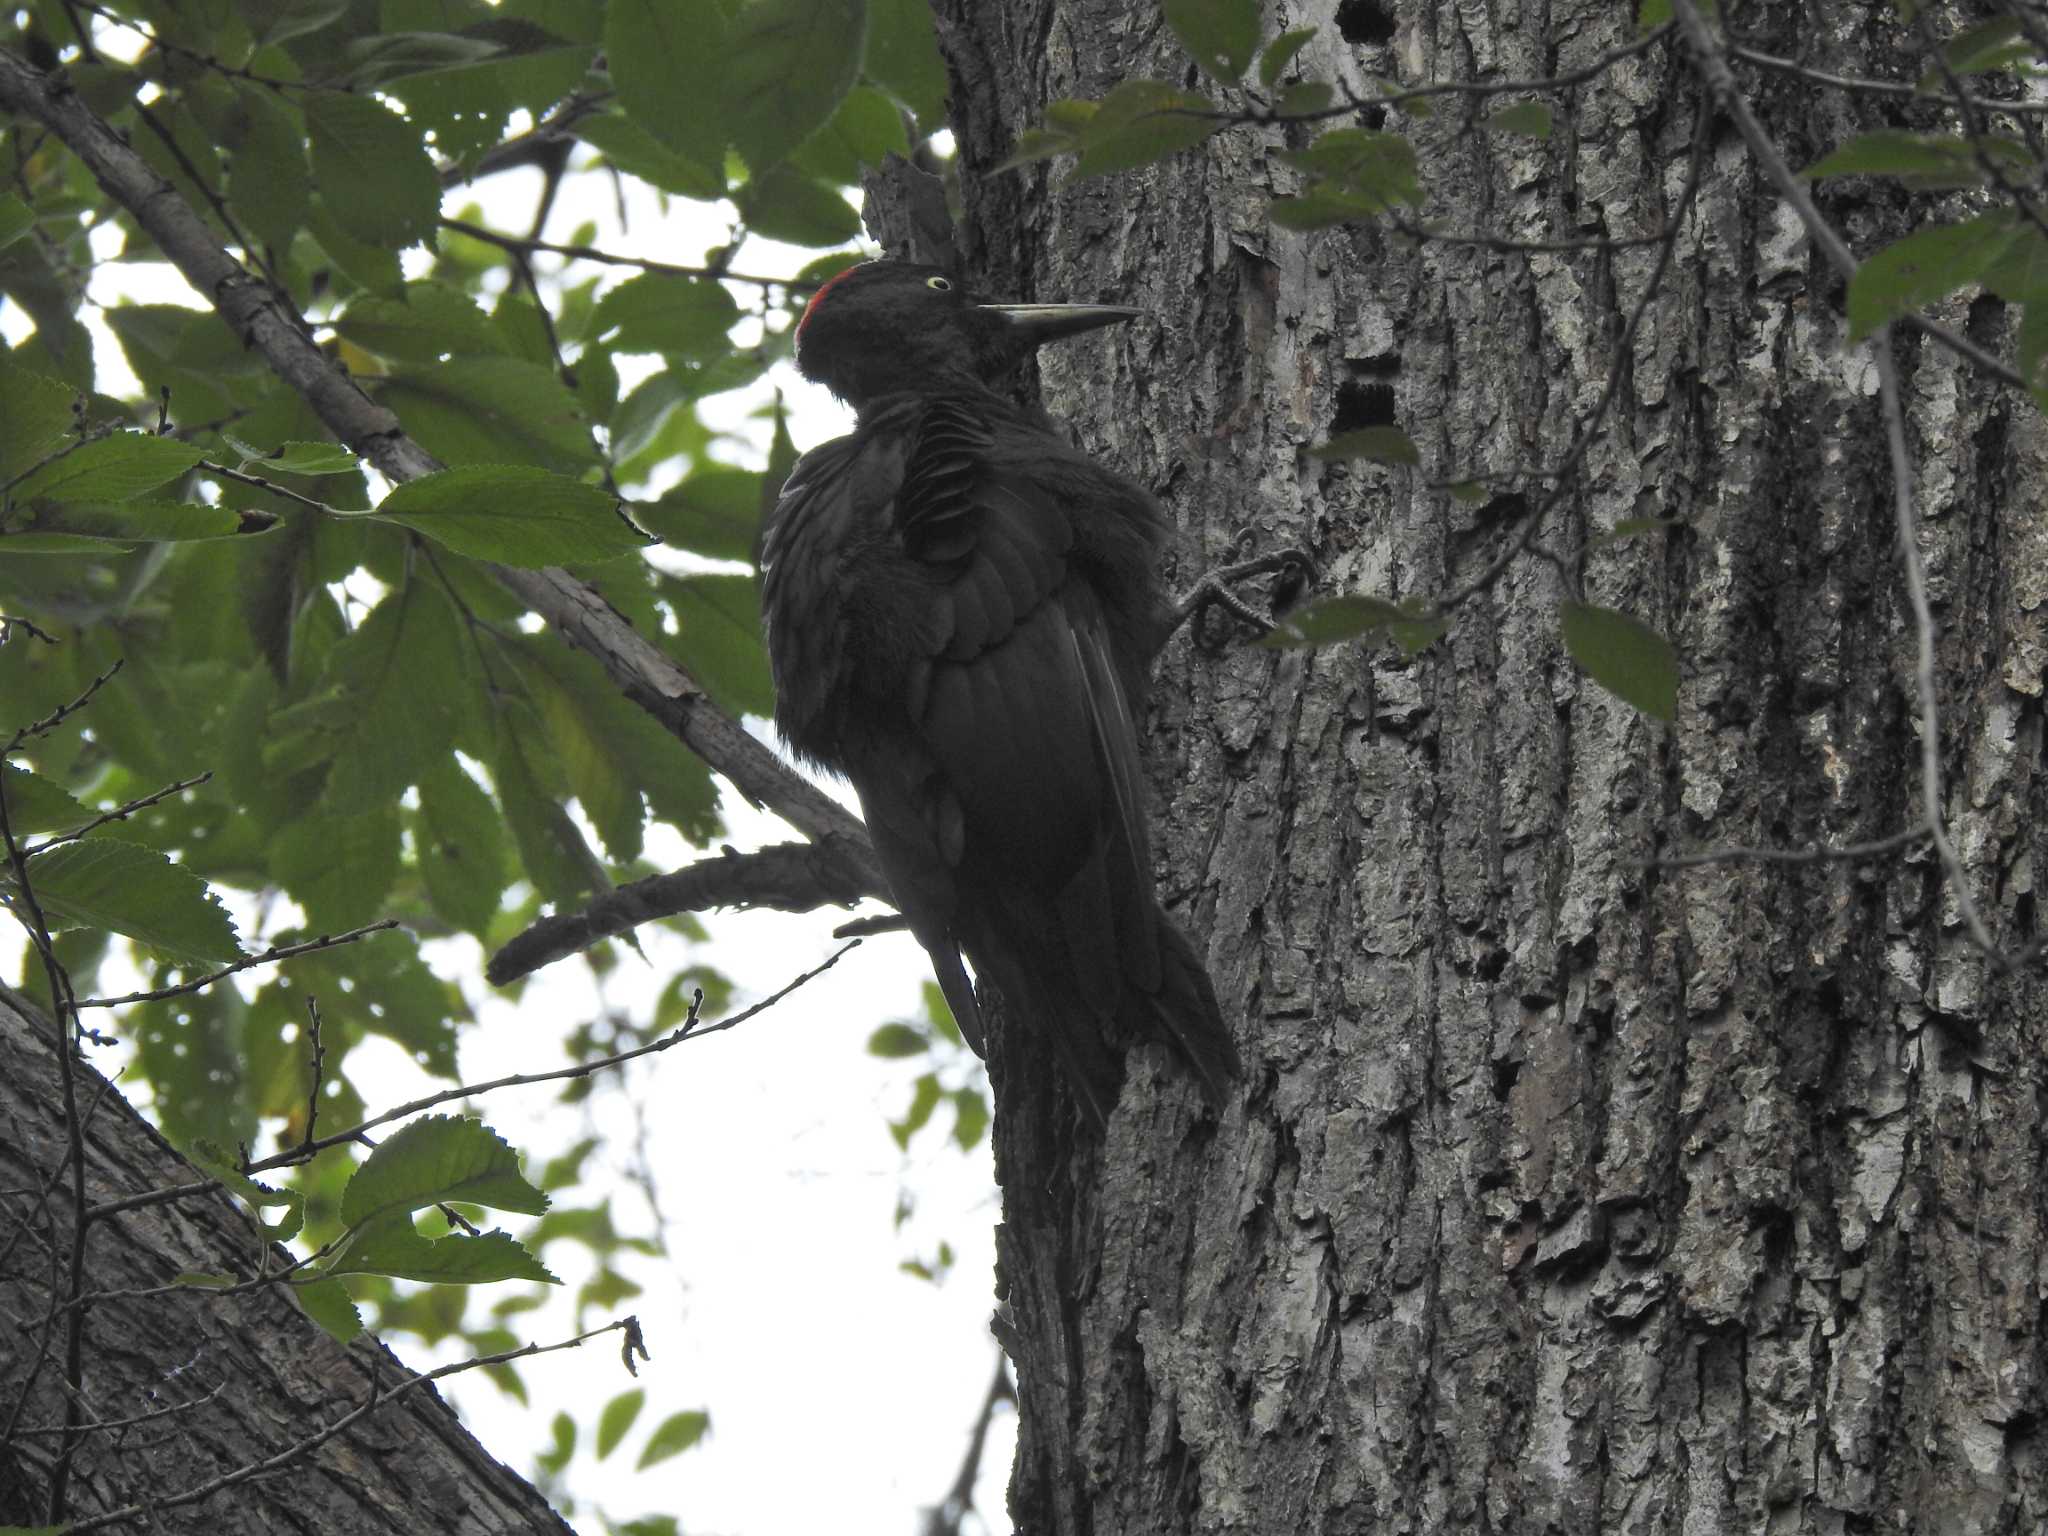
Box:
932 1 2048 1531
0 987 575 1533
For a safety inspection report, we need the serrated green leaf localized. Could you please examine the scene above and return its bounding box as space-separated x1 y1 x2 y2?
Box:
1560 600 1677 721
227 81 310 251
9 434 204 502
328 1219 559 1283
725 0 867 171
607 0 729 170
1070 80 1221 180
793 85 912 185
1166 0 1260 81
1258 26 1318 87
337 282 510 362
1259 592 1447 655
1312 426 1419 464
639 464 764 562
637 1409 711 1469
294 1277 365 1343
591 273 741 358
661 572 775 717
1803 130 2028 191
0 192 33 252
369 465 649 565
0 764 92 835
736 164 864 246
340 1114 549 1228
416 757 509 935
222 436 361 476
271 806 401 931
5 499 275 552
19 838 242 963
868 1021 927 1057
574 111 725 199
1486 101 1553 139
307 197 407 295
491 698 606 905
0 357 79 485
597 1388 645 1460
865 0 947 122
376 358 595 472
304 92 442 251
1846 215 2010 340
188 1137 305 1240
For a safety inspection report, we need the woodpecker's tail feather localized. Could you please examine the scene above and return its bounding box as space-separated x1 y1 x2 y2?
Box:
1133 914 1239 1111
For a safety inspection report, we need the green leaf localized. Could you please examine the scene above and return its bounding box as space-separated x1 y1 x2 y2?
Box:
1070 80 1221 180
590 274 741 358
1259 592 1447 656
951 1086 989 1149
340 1114 549 1228
304 91 442 250
328 1220 559 1284
369 465 650 565
1927 16 2030 80
661 573 776 717
794 85 912 185
1445 480 1489 505
1846 215 2010 341
864 0 947 122
1802 130 2028 191
307 578 471 809
10 434 204 502
891 1071 941 1147
293 1277 365 1343
867 1021 927 1058
221 436 362 476
337 282 510 362
377 359 596 472
0 358 78 485
0 192 33 252
188 1137 305 1240
1486 101 1553 139
596 1388 645 1460
0 764 92 835
1258 26 1318 87
735 165 864 247
637 1409 711 1469
1311 426 1419 464
639 464 764 562
227 81 310 251
4 499 276 552
574 111 724 199
607 0 729 170
1559 600 1678 721
491 699 607 905
1166 0 1260 81
724 0 868 171
416 757 509 936
1274 80 1335 115
307 198 407 295
19 838 242 963
270 806 401 931
1277 126 1423 215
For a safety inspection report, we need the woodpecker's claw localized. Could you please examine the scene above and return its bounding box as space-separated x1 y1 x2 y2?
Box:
1170 547 1319 639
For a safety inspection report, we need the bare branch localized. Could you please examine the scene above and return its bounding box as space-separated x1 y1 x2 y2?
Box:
73 921 402 1011
443 218 810 290
1643 827 1929 871
486 841 878 984
1727 41 2048 114
19 771 212 857
243 940 862 1174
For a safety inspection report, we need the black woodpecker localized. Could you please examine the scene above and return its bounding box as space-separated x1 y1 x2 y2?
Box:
759 260 1239 1122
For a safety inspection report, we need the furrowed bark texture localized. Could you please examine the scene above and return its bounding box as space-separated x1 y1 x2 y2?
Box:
936 0 2048 1530
0 989 575 1533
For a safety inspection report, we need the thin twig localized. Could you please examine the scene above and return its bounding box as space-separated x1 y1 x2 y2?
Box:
1642 826 1928 871
56 1320 638 1534
244 940 861 1173
1727 41 2048 114
2 660 122 756
19 771 212 857
1872 329 2003 961
441 218 807 290
73 921 401 1010
197 459 338 514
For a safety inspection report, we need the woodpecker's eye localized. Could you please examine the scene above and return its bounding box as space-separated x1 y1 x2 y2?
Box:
926 276 953 292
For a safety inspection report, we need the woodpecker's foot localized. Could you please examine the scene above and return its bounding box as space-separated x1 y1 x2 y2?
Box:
1170 547 1318 638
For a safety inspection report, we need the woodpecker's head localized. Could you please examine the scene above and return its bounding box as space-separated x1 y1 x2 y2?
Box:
793 260 1140 408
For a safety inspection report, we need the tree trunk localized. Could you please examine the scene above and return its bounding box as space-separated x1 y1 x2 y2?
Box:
934 1 2048 1531
0 988 574 1533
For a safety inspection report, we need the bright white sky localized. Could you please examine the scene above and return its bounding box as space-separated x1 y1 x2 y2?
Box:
3 119 1015 1535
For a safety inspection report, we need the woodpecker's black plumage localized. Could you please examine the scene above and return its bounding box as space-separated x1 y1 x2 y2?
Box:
759 260 1238 1120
